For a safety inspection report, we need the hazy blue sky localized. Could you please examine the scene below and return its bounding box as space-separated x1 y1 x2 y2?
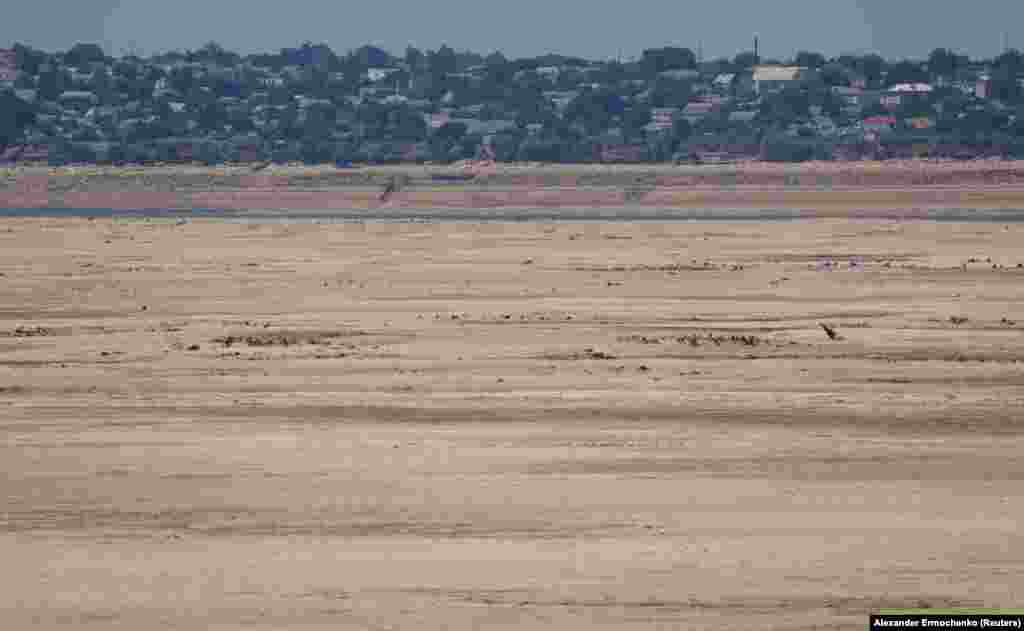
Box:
3 0 1022 61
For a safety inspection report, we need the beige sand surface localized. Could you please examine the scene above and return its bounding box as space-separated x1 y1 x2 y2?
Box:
1 218 1023 629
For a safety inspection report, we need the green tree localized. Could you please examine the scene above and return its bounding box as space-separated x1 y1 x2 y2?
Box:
991 50 1024 103
348 45 392 69
672 118 692 143
641 47 697 74
64 43 106 67
36 67 68 101
489 132 521 161
195 42 241 67
927 48 967 78
390 107 427 141
794 51 826 68
169 67 196 94
762 137 816 162
1010 110 1024 137
197 103 229 132
428 45 457 76
621 106 651 140
733 51 759 70
484 51 507 67
12 43 45 75
455 51 484 72
518 137 568 162
885 61 929 86
759 87 811 126
0 92 35 148
853 54 886 86
820 63 850 87
649 78 692 108
435 121 468 141
90 69 116 104
300 140 333 164
405 46 424 72
224 107 254 133
564 91 626 135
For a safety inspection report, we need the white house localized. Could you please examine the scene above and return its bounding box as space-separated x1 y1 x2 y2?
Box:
534 66 561 79
882 83 933 108
752 65 806 94
366 67 399 82
713 73 736 90
658 69 700 81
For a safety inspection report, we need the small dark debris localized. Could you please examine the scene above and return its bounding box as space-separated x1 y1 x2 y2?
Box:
949 316 969 326
11 326 52 337
186 344 200 351
820 323 842 341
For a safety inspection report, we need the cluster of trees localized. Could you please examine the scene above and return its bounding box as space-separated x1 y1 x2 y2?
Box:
0 90 36 147
8 38 1024 162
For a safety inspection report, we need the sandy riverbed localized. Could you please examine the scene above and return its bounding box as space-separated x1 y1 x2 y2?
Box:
1 218 1022 629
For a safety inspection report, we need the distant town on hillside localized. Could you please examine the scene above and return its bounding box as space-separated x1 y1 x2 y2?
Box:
2 41 1024 165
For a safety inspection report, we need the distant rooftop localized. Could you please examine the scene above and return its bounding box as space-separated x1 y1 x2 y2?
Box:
752 66 804 82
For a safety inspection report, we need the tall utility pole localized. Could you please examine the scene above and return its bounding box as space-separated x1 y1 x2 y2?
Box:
754 35 760 65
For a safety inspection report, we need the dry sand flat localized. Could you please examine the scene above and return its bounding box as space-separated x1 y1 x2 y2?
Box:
1 218 1023 630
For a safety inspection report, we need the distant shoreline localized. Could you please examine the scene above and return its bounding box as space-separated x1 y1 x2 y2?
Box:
4 159 1024 213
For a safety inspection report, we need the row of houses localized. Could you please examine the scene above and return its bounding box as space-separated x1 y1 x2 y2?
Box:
4 44 1024 165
